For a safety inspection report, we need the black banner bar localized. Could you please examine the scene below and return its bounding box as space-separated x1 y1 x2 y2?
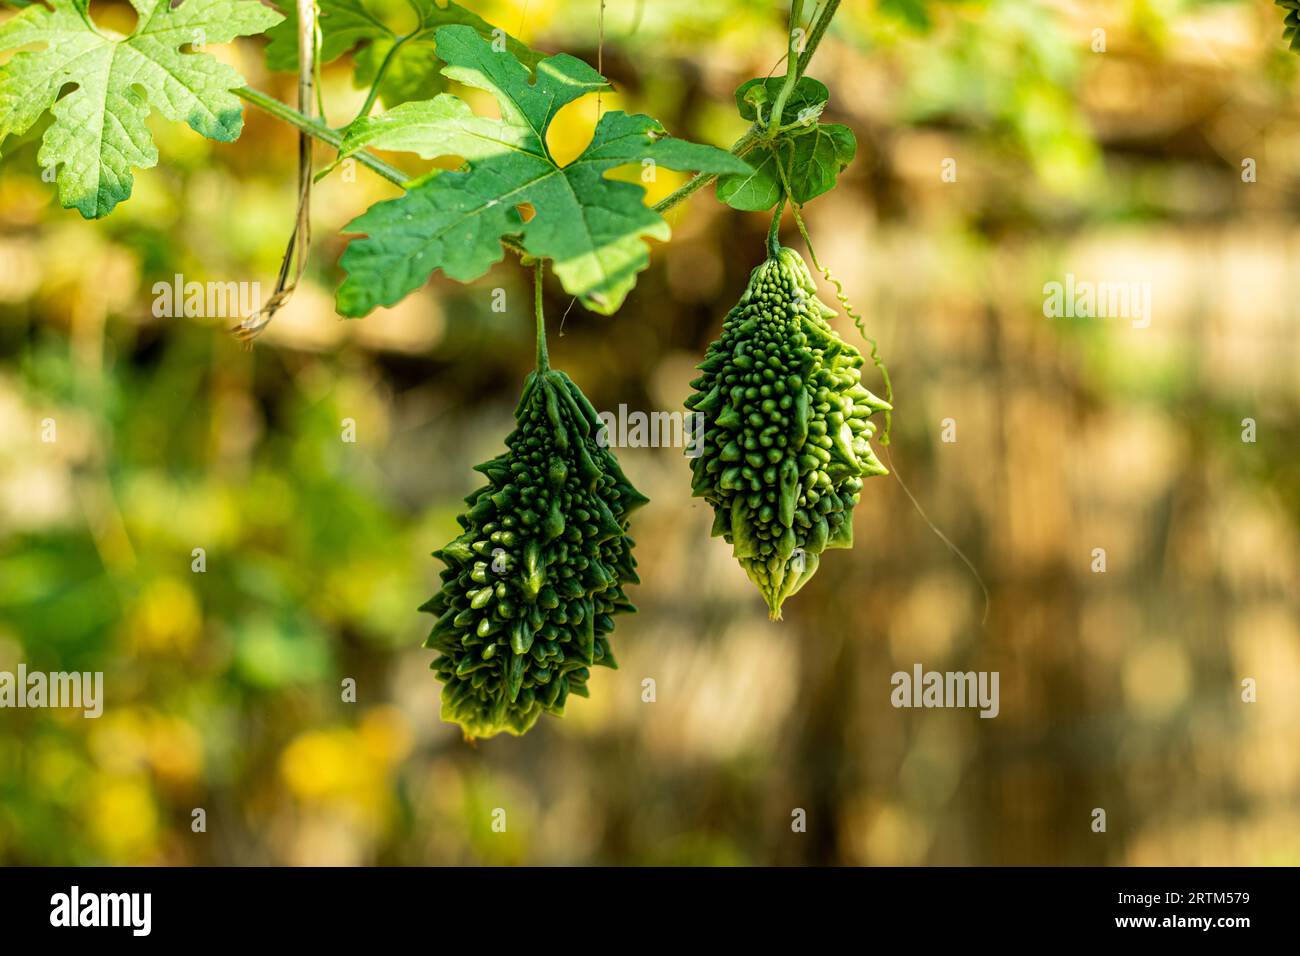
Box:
0 867 1287 942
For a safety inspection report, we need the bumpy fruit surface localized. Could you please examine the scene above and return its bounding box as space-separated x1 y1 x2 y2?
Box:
686 246 890 618
422 368 647 738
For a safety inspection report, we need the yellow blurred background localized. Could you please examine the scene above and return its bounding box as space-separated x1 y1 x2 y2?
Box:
0 0 1297 865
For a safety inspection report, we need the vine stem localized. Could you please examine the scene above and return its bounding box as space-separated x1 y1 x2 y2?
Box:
654 0 837 212
534 260 549 371
233 0 841 264
232 0 317 342
652 125 763 212
349 32 416 126
767 0 805 134
237 0 840 203
235 87 410 187
796 0 838 76
761 0 804 253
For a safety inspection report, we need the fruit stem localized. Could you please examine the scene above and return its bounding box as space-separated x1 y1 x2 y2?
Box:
768 197 786 258
534 260 549 372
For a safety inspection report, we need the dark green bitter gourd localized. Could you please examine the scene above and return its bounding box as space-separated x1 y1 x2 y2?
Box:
1278 0 1300 51
421 368 647 739
686 246 891 619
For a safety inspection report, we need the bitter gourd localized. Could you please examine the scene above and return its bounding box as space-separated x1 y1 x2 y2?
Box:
1279 0 1300 50
685 246 891 619
421 368 647 738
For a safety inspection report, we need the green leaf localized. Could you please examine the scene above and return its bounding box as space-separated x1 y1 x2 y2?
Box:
717 77 856 211
734 75 828 125
265 0 540 109
335 25 751 317
0 0 282 219
787 123 856 203
715 146 783 212
1278 0 1300 51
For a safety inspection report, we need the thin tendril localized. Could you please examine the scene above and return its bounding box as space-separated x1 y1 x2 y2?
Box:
558 294 576 337
627 0 645 37
350 30 416 125
806 0 827 37
884 447 990 628
313 8 327 124
765 52 788 81
597 0 605 118
789 205 892 444
517 0 532 40
771 145 892 442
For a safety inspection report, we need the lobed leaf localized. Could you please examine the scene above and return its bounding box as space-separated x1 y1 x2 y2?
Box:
0 0 282 218
264 0 540 109
335 25 751 317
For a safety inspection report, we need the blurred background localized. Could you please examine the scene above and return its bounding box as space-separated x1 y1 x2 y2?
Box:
1 0 1298 865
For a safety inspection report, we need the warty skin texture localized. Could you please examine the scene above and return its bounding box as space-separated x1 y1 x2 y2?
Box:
686 246 890 619
422 368 647 738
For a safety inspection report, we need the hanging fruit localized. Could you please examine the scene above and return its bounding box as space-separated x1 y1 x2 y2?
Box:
686 245 890 619
422 363 647 738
